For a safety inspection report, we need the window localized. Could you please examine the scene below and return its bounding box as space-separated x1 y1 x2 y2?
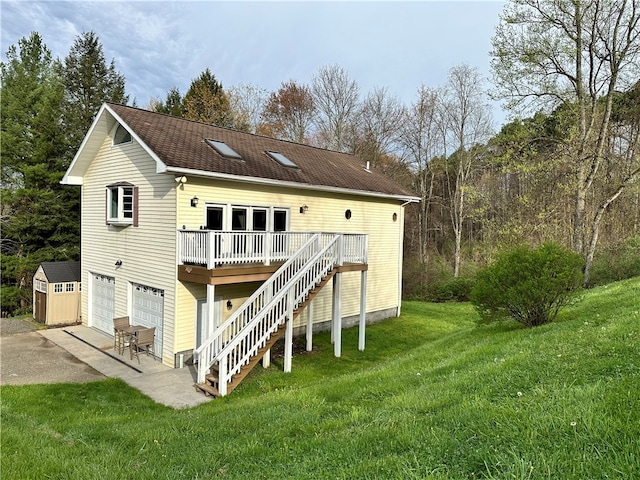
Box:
273 209 288 232
114 124 132 145
106 182 138 226
266 150 297 168
66 283 75 293
35 280 47 293
205 139 243 160
54 283 64 293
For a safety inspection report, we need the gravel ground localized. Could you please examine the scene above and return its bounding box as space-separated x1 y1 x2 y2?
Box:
0 318 37 336
0 318 105 385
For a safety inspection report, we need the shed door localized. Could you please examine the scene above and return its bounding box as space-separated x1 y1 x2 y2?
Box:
91 274 115 334
132 284 164 357
34 291 47 323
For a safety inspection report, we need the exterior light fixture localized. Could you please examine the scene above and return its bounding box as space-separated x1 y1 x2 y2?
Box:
191 196 199 207
226 300 233 310
299 204 308 214
175 176 187 184
115 259 123 267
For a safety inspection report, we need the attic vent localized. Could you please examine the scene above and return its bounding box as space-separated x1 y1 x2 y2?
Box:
266 150 297 168
205 139 243 160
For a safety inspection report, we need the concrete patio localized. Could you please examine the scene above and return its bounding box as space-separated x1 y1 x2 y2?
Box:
39 325 213 409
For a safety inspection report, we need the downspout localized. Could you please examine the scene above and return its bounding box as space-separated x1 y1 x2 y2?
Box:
397 200 414 317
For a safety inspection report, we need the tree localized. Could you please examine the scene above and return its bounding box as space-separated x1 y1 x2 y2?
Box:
355 86 405 167
259 80 315 142
441 65 493 277
399 86 444 266
1 32 78 313
59 31 128 154
152 86 184 117
183 68 233 128
227 83 268 133
311 64 360 152
491 0 640 284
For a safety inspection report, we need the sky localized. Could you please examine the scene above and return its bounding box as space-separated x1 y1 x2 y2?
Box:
1 0 508 126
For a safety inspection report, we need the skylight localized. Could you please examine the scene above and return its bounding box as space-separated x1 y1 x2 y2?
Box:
205 139 243 160
266 150 297 168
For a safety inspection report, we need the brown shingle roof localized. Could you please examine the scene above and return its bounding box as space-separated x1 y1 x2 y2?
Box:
108 103 416 199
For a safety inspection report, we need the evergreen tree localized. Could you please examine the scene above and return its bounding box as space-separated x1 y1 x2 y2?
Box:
1 32 77 314
59 31 128 155
183 68 233 127
154 86 184 117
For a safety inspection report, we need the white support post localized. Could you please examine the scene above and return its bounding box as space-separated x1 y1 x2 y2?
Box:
284 294 293 373
262 348 271 368
306 300 314 351
264 232 271 266
207 231 215 270
218 356 228 396
333 272 342 358
206 284 216 331
359 270 367 351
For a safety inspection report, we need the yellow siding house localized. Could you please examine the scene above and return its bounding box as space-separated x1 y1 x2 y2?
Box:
62 103 419 396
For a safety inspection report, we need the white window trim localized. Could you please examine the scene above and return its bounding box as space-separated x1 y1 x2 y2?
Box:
112 124 132 146
106 184 136 226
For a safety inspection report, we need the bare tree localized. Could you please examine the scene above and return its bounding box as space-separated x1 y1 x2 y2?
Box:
441 65 494 277
228 83 268 133
311 64 360 152
491 0 640 283
399 86 444 266
258 80 315 142
355 86 406 167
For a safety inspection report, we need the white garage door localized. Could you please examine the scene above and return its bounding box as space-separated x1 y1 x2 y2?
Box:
92 274 115 334
132 284 164 357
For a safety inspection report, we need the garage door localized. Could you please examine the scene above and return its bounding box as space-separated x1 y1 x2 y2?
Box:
132 283 164 357
92 274 115 334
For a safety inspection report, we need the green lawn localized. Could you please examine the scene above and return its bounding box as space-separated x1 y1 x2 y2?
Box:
2 278 639 479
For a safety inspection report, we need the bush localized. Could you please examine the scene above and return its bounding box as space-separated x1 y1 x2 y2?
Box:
588 235 640 287
470 243 584 327
425 277 475 302
0 285 32 317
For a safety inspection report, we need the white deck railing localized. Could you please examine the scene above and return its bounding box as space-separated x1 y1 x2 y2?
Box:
178 231 316 269
194 233 368 392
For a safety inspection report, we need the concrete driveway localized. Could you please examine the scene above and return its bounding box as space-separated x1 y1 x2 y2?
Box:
0 318 212 409
0 319 105 385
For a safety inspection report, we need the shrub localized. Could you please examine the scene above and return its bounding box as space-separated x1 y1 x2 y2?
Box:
425 277 475 302
470 242 584 327
588 235 640 287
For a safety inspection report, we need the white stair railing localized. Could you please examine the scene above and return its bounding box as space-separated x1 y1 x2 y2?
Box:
195 233 337 383
214 234 344 395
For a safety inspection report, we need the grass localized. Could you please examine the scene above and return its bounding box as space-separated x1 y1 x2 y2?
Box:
1 278 639 479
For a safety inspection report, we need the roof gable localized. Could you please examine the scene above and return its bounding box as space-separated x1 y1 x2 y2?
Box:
63 102 418 201
61 104 167 185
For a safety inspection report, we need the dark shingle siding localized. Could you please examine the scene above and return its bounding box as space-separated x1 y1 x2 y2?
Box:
108 103 415 199
41 261 81 283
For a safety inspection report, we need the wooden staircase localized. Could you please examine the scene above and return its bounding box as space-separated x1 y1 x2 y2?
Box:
194 270 336 397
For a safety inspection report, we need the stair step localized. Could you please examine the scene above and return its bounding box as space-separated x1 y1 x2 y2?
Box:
195 266 337 398
194 382 219 397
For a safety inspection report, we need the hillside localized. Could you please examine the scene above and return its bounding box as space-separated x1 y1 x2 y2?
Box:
1 278 639 479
